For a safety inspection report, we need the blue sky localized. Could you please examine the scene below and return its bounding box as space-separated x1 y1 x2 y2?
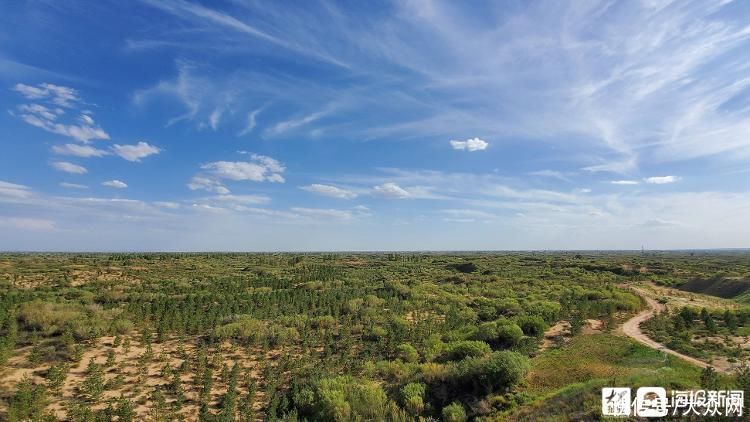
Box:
1 0 750 251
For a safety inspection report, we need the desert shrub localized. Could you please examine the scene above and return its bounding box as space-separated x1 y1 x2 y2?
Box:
442 402 467 422
296 376 391 421
311 315 337 329
401 382 426 415
451 351 530 395
449 262 477 273
474 320 524 349
16 301 84 336
214 316 265 344
396 343 420 363
515 315 548 338
438 340 491 362
526 300 561 324
110 318 134 335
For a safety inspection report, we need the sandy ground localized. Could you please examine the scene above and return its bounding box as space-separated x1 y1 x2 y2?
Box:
540 319 603 351
618 286 732 373
0 335 278 420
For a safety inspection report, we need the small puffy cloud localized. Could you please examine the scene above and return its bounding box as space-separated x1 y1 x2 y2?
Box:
51 161 87 174
644 175 680 184
373 182 411 198
301 184 357 199
187 176 230 194
610 180 639 185
52 143 109 157
201 154 285 183
14 83 79 107
102 180 128 189
111 141 161 162
59 182 88 189
450 137 488 151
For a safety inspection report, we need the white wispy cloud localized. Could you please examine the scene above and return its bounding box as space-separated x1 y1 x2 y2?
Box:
238 107 262 136
12 83 109 143
52 143 109 158
301 184 357 199
51 161 87 174
187 176 230 194
16 108 109 143
644 175 681 184
0 217 56 231
610 180 639 185
154 201 180 209
140 0 349 68
14 83 79 107
290 207 353 220
528 170 572 182
212 194 270 205
441 209 496 220
373 182 411 199
0 181 32 199
59 182 88 189
450 137 488 151
267 106 336 136
111 141 161 162
102 180 128 189
200 154 285 182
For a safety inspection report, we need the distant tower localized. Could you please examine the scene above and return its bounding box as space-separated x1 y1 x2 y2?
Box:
641 245 645 255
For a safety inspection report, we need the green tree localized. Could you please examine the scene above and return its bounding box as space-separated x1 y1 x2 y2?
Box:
45 362 69 392
700 366 720 391
8 377 50 422
725 310 738 333
80 361 105 401
734 365 750 412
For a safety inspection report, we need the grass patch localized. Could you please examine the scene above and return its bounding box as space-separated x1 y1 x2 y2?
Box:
508 333 705 420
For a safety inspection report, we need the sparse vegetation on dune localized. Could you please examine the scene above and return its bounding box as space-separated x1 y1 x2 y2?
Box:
0 252 748 420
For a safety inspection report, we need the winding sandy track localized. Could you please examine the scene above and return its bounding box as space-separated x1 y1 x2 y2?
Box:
620 286 728 373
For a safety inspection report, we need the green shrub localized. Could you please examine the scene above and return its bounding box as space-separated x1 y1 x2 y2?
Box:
401 382 426 415
439 340 491 362
515 315 548 338
396 343 420 363
452 351 530 395
304 376 391 421
442 402 467 422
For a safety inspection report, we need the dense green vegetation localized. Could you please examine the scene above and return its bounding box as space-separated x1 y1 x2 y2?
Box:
643 306 750 362
0 252 747 420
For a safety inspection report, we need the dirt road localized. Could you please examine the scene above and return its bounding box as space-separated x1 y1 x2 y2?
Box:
620 287 729 373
